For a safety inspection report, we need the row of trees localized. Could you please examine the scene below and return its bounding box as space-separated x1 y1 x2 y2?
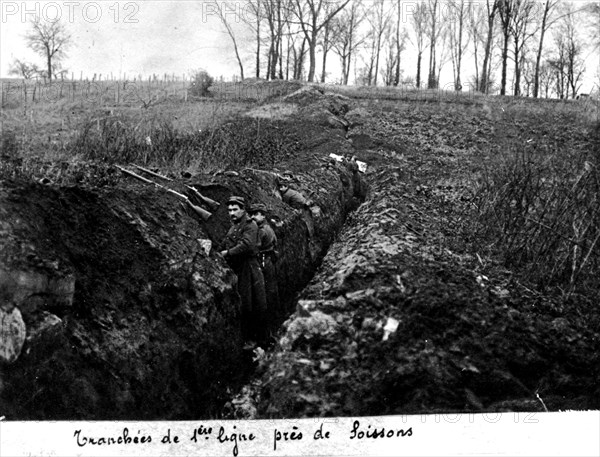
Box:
10 1 599 99
215 0 599 98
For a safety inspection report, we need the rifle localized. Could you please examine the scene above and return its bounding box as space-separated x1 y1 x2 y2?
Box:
185 185 221 211
132 164 173 181
115 165 212 221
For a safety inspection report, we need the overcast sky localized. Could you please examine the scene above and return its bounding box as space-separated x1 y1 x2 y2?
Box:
1 0 255 80
1 1 599 92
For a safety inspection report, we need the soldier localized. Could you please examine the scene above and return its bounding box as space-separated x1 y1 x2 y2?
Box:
345 154 366 199
277 178 312 210
219 196 267 347
277 178 315 238
248 203 281 326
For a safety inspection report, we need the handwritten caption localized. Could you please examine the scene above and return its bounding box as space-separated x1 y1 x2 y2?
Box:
73 420 413 456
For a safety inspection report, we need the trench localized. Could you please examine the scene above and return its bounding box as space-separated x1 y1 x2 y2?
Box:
0 96 368 419
226 99 600 417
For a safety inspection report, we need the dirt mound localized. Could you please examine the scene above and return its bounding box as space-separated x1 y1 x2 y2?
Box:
280 86 351 130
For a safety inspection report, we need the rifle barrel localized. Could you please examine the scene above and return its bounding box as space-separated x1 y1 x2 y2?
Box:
116 165 154 184
117 165 188 200
132 164 173 181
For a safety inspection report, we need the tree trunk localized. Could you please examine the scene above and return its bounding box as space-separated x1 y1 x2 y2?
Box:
47 52 52 81
307 25 317 82
480 4 496 93
500 29 509 95
321 23 330 83
533 4 550 98
428 44 437 88
416 52 422 88
394 2 401 86
267 43 273 80
256 18 261 78
374 32 383 86
513 37 520 96
456 6 464 90
345 30 354 85
278 35 284 79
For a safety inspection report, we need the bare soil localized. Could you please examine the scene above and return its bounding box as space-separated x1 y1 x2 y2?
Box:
232 96 600 417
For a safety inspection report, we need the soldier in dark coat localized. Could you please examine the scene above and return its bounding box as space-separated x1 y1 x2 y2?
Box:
249 203 281 326
277 178 315 238
277 179 312 210
219 196 267 346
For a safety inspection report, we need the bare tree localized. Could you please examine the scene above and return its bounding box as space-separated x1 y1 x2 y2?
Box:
561 5 586 98
331 0 367 85
548 34 567 98
320 2 338 82
367 0 393 86
383 13 408 87
448 0 469 90
242 0 263 78
25 16 70 81
212 1 246 80
408 1 428 88
538 61 553 97
8 59 40 79
548 5 586 99
533 0 559 97
426 0 441 89
520 55 535 96
468 2 484 89
479 0 500 93
292 0 350 82
498 0 515 95
509 0 538 96
393 0 409 86
286 18 308 80
436 25 452 86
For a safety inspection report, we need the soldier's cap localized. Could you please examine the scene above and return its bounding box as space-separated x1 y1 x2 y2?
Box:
248 203 268 215
277 176 292 186
227 196 246 208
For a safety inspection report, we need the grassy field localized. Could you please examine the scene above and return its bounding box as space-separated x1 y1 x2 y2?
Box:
0 79 311 173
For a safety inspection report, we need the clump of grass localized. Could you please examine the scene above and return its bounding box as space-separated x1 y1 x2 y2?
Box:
0 129 20 156
73 113 301 173
471 129 600 296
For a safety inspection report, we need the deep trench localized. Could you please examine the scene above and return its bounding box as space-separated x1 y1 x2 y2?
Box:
211 163 368 417
0 147 367 420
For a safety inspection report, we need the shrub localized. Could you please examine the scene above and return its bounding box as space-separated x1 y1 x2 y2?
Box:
0 129 19 156
471 139 600 295
188 70 214 97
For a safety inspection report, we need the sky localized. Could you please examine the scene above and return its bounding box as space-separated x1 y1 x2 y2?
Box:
1 0 255 80
1 0 599 92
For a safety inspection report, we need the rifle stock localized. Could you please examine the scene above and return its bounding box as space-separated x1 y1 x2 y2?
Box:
116 165 212 221
187 202 212 221
186 186 220 211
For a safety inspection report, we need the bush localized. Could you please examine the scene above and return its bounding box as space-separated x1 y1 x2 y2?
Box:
471 140 600 295
188 70 214 97
0 129 19 156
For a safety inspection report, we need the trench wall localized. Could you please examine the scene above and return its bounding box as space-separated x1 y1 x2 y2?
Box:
0 150 362 420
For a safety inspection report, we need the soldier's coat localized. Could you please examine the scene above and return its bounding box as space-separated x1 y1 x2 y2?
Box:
220 213 267 342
